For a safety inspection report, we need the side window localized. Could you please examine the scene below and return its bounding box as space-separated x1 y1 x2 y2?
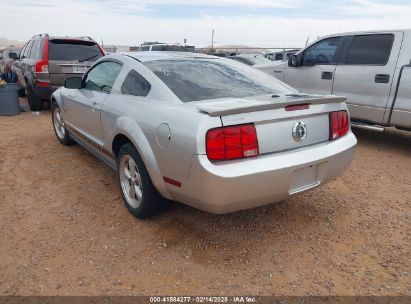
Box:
29 39 42 59
21 41 31 59
302 37 342 66
25 40 34 58
344 34 394 65
275 53 283 61
83 61 122 93
121 70 151 97
141 46 150 51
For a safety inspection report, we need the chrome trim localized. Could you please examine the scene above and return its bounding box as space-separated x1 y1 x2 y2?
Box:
351 122 385 132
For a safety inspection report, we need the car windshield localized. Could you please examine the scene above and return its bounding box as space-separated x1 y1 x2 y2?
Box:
144 58 293 102
48 39 103 61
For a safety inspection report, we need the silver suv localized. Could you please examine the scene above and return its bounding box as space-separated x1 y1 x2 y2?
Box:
14 33 105 110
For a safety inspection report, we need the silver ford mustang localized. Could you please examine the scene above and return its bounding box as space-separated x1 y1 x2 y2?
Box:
51 52 357 219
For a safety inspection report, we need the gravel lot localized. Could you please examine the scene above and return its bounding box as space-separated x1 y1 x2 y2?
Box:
0 100 410 296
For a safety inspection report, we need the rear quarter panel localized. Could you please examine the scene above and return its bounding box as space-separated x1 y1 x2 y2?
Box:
101 96 221 199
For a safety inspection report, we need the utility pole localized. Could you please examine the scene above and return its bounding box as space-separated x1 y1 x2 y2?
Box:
211 29 214 55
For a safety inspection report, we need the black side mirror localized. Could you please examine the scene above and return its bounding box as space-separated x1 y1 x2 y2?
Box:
64 77 82 89
288 54 300 67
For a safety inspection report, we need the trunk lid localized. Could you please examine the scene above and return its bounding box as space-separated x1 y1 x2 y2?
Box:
196 94 347 154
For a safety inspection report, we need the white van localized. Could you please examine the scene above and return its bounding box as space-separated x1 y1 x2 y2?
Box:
257 30 411 131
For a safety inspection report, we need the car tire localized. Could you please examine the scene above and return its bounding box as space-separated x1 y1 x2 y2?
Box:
52 103 74 146
117 143 169 219
27 86 43 111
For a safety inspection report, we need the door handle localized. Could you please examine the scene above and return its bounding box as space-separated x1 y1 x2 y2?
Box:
321 71 333 80
375 74 390 83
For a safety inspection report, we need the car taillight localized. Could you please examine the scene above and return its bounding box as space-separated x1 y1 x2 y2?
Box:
35 62 48 73
35 38 49 73
206 124 259 161
329 110 349 140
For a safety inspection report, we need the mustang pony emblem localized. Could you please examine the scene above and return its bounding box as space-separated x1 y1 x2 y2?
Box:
292 121 307 142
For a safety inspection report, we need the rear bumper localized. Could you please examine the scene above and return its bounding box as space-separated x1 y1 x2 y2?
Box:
170 132 357 214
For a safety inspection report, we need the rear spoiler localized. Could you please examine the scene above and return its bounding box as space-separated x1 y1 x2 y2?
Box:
196 94 347 117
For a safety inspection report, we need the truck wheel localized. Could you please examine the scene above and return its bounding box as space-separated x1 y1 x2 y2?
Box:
52 103 74 146
27 86 43 111
117 143 169 219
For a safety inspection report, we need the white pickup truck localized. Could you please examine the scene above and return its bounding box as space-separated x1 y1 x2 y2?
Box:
257 30 411 131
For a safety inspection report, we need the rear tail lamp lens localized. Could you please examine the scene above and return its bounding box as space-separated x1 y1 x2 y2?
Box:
206 124 259 161
35 61 48 73
35 38 49 74
329 110 349 140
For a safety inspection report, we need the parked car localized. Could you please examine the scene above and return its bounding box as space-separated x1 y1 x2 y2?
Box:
14 33 105 111
51 52 356 219
265 49 299 62
257 29 411 131
102 45 117 54
138 42 195 52
0 47 21 73
228 54 272 66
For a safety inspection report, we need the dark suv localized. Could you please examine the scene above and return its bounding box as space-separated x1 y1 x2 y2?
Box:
14 34 105 110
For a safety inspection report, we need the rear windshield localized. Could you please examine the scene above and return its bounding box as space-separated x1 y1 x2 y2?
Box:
48 39 103 61
144 58 293 102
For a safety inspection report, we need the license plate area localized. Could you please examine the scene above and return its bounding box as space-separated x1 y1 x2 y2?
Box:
289 164 320 194
73 66 88 73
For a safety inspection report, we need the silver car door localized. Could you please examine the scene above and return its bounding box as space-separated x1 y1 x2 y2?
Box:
283 36 344 95
66 60 123 146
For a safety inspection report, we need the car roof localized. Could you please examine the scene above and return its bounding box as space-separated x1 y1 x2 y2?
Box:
44 36 98 44
323 28 411 38
123 51 216 62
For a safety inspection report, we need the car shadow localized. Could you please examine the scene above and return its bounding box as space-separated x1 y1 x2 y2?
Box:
147 188 341 265
352 127 411 154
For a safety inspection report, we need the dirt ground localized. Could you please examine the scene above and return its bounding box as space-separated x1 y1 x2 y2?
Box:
0 99 410 296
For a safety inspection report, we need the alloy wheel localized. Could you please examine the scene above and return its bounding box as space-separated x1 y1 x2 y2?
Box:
53 107 65 139
119 155 143 208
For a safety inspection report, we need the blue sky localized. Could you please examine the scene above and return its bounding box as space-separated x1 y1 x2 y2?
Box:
2 0 411 47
